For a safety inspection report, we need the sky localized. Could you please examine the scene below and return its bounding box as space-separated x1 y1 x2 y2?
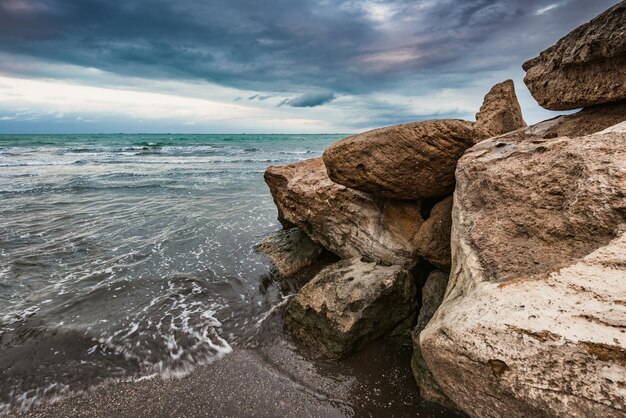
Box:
0 0 620 134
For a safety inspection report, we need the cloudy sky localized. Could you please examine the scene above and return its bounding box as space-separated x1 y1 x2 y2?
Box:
0 0 619 133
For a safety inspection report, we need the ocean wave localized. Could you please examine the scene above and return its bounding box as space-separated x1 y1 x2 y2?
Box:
0 274 233 415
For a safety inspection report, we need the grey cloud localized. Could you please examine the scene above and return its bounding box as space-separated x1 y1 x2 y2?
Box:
0 0 619 100
280 92 336 107
248 94 273 101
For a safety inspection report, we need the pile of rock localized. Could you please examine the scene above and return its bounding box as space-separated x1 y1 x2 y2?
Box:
258 2 626 416
259 78 526 362
421 3 626 417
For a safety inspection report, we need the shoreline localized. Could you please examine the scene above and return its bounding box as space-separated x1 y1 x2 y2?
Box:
11 333 460 418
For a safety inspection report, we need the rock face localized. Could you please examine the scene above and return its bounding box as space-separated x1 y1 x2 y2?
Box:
516 99 626 139
411 270 456 409
415 196 453 270
322 81 526 200
474 80 526 138
286 258 416 357
264 158 424 267
420 125 626 417
323 119 475 199
523 2 626 110
255 227 323 278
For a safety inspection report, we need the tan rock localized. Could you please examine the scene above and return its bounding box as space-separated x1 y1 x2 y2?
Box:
510 99 626 139
255 227 323 278
415 196 453 270
421 125 626 417
322 81 525 199
523 2 626 110
264 158 423 267
474 80 526 138
286 258 416 357
323 119 475 199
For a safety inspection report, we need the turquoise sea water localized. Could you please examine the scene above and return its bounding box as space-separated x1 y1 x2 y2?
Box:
0 134 345 414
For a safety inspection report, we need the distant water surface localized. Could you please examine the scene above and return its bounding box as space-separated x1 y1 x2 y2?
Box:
0 133 344 414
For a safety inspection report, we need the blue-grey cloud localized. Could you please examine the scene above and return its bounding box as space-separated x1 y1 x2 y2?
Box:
280 92 336 107
249 94 273 101
0 0 619 97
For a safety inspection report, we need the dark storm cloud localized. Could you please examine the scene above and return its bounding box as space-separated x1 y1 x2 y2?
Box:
0 0 620 95
279 92 336 107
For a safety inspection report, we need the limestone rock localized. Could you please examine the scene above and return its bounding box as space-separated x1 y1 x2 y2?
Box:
323 119 475 199
255 228 323 278
523 2 626 110
322 81 525 199
286 258 416 357
415 196 453 270
264 158 424 267
420 125 626 417
411 270 456 409
474 80 526 138
510 99 626 139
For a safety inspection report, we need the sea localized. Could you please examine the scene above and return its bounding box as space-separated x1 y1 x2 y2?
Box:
0 134 344 414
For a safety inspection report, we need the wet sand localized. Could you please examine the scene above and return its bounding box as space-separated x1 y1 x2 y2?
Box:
12 339 461 418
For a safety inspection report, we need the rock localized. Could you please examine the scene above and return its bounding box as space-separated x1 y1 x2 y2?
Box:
322 81 525 199
255 228 323 278
411 270 457 410
264 157 424 267
286 258 416 357
420 124 626 417
322 119 475 199
512 99 626 139
474 80 526 139
523 2 626 110
415 196 453 270
386 312 416 346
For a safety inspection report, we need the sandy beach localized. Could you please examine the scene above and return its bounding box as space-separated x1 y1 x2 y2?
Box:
13 339 459 418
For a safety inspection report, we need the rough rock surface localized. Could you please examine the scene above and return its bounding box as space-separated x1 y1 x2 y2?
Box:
474 80 526 138
255 228 323 278
411 270 456 409
420 125 626 417
322 119 475 199
322 81 526 200
506 99 626 139
264 158 424 267
286 258 416 357
415 196 453 270
523 2 626 110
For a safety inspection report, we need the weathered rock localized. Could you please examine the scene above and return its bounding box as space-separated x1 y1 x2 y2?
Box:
286 258 416 357
386 312 416 346
415 196 453 270
411 270 457 410
523 2 626 110
255 227 323 278
421 124 626 417
264 158 424 267
474 80 526 139
507 99 626 139
322 81 525 199
322 119 475 199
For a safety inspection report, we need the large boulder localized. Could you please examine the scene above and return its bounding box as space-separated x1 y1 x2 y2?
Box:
322 81 525 199
474 80 526 139
523 2 626 110
286 258 416 357
264 158 424 267
255 227 323 278
411 270 457 409
420 123 626 417
323 119 474 199
415 196 453 270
